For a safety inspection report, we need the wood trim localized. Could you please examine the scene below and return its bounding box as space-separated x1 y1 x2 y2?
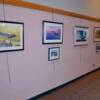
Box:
53 8 100 22
0 0 100 22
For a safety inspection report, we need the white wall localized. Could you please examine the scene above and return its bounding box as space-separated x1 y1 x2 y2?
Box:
0 4 100 100
23 0 100 18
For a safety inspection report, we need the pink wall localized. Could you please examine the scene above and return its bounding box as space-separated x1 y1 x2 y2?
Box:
0 4 100 100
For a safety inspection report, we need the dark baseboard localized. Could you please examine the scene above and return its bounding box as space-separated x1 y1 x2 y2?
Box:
28 67 100 100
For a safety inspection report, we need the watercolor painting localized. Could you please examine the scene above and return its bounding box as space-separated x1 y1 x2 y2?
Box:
43 21 63 44
94 27 100 42
0 21 24 52
74 26 89 46
48 47 60 61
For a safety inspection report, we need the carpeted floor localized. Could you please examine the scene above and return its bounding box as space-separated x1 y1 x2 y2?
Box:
33 69 100 100
63 77 100 100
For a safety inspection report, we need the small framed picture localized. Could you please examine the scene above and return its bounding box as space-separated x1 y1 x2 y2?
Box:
0 21 24 52
48 47 60 61
93 27 100 42
43 21 63 44
96 43 100 52
74 26 89 46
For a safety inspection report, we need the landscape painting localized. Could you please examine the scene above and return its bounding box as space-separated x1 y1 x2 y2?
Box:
96 43 100 52
43 21 63 44
48 47 60 61
0 21 24 52
94 27 100 42
74 26 89 46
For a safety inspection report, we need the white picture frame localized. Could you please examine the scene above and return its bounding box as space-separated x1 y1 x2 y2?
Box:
74 26 89 46
48 47 60 61
93 27 100 42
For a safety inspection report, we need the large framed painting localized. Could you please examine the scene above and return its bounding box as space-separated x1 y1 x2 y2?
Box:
93 27 100 42
0 21 24 52
43 21 63 44
74 26 89 46
48 47 60 61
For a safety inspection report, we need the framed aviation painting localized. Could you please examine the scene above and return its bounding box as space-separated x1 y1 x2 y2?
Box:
0 21 24 52
43 21 63 44
74 26 89 46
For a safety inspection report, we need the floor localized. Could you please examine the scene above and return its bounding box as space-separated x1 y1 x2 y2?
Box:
34 69 100 100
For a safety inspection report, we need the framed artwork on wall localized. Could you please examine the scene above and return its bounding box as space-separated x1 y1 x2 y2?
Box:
74 26 89 46
93 27 100 42
43 21 63 44
96 43 100 52
48 47 60 61
0 21 24 52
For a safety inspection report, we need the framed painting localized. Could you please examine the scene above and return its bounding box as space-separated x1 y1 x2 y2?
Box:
96 43 100 52
43 21 63 44
93 27 100 42
48 47 60 61
74 26 89 46
0 21 24 52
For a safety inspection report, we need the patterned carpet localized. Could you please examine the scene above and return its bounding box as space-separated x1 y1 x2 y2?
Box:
63 78 100 100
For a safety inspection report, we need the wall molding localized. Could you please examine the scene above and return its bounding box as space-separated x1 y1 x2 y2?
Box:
0 0 100 22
